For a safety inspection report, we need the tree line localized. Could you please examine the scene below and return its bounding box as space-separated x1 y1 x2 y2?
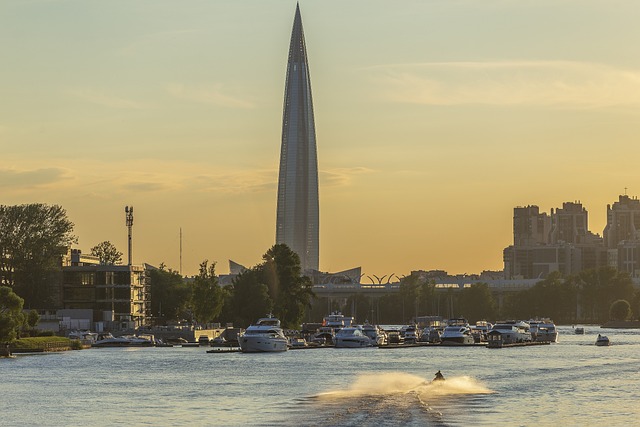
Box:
2 203 638 333
0 203 314 330
305 267 639 326
151 244 314 329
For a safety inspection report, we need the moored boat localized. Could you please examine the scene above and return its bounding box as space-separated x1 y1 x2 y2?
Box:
238 316 288 353
362 323 386 346
418 326 442 343
386 330 404 345
488 321 532 345
471 321 493 343
322 312 354 332
529 319 558 343
334 326 373 348
402 325 419 344
92 333 155 347
440 319 474 345
289 337 308 348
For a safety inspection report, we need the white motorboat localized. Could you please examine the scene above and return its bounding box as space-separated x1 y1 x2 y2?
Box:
92 333 135 347
362 323 386 346
529 319 558 343
418 327 441 343
238 316 289 353
93 333 156 347
595 334 610 346
440 319 475 345
322 312 354 332
386 330 404 345
334 327 374 348
402 325 419 344
416 316 443 343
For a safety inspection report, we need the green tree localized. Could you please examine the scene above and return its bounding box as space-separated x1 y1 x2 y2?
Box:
190 260 224 324
257 244 314 329
579 267 634 323
0 204 77 308
344 293 371 323
90 241 123 265
609 299 631 321
632 290 640 320
458 283 497 323
26 309 40 329
149 266 190 322
416 280 436 316
226 269 273 327
0 286 25 341
502 272 579 323
399 275 421 322
377 293 404 324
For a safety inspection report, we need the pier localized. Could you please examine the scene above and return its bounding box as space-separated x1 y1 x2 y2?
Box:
487 341 551 349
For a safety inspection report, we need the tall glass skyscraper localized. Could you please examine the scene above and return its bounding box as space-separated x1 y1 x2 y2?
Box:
276 4 319 272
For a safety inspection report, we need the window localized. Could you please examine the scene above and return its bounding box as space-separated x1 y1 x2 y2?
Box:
81 273 94 286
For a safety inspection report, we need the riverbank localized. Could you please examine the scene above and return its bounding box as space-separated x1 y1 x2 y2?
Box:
601 320 640 329
8 336 85 353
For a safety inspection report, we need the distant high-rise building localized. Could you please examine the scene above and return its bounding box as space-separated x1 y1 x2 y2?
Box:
513 205 550 246
603 195 640 248
549 202 594 244
603 195 640 276
276 4 319 272
504 201 604 279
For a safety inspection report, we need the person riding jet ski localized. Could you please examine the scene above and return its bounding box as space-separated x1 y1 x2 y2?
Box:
433 370 445 382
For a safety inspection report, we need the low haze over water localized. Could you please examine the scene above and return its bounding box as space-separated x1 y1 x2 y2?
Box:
2 326 640 426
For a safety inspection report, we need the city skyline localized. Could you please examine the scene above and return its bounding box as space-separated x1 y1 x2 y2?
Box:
2 1 640 276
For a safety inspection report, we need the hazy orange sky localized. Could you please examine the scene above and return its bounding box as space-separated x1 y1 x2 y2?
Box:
2 1 639 278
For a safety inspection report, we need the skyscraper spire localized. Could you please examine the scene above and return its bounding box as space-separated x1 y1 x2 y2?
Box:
276 4 319 272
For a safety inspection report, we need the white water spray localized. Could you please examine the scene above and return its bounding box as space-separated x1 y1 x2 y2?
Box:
315 372 493 401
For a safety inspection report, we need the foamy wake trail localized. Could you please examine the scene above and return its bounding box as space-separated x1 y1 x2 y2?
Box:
417 375 493 397
314 372 493 401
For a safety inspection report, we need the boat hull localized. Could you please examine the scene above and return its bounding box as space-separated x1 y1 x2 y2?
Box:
334 338 373 348
534 331 558 343
440 336 475 345
239 336 288 353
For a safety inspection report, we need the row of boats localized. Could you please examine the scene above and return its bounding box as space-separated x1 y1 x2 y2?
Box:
236 313 560 353
77 315 614 351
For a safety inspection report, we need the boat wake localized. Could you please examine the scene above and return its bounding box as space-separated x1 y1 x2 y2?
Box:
298 372 493 426
314 372 493 400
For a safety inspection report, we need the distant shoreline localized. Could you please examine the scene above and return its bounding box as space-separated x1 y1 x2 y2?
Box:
600 321 640 329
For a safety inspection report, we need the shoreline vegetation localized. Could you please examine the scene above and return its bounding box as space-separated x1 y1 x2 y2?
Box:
7 336 84 353
600 320 640 329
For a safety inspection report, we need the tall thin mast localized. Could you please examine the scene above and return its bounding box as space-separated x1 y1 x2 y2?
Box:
125 206 134 266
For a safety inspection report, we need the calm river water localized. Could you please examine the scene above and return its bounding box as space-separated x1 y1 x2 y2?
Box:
2 326 639 426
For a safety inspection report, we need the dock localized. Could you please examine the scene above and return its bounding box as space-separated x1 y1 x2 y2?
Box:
289 345 333 350
487 341 551 349
378 342 487 349
206 347 241 353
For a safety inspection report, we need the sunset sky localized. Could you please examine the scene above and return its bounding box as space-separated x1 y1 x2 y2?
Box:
2 1 639 278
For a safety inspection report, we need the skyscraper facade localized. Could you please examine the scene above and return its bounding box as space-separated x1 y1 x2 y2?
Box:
276 4 319 272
